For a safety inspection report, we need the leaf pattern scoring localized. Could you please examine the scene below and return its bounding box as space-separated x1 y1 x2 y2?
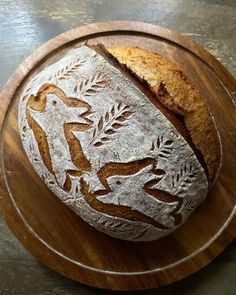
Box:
151 135 174 159
74 72 107 96
183 198 200 212
171 164 198 196
49 58 86 81
89 102 134 147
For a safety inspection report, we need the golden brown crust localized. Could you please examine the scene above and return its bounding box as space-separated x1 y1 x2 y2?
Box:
108 47 221 183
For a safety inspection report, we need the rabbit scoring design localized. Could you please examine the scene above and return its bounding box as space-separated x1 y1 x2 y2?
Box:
18 46 208 241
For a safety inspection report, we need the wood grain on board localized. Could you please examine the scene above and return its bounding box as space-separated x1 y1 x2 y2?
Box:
0 21 236 290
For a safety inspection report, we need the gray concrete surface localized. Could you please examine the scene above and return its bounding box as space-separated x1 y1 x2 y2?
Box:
0 0 235 294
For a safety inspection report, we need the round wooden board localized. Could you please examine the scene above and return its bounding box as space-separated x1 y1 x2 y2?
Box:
0 21 236 291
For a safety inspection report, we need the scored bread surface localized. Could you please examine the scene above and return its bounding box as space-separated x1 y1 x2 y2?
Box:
18 45 208 241
109 47 220 182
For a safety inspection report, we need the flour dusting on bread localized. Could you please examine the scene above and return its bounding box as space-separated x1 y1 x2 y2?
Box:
18 45 209 241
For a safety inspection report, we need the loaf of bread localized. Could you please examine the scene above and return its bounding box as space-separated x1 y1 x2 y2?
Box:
18 44 218 241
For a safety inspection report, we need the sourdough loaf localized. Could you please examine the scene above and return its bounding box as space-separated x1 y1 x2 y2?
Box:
18 45 212 241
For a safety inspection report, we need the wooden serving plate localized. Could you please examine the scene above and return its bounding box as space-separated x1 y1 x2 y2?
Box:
0 21 236 291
